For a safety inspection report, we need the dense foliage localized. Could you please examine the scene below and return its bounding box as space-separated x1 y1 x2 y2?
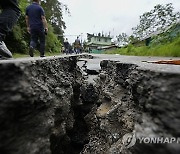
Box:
116 3 180 45
106 22 180 57
132 3 180 39
41 0 69 42
5 0 66 55
113 3 180 57
105 38 180 57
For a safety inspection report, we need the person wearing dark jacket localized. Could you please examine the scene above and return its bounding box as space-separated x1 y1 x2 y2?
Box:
64 38 70 54
26 0 48 57
0 0 20 58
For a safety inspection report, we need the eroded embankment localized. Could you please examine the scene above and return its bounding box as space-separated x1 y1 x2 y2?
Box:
0 55 179 154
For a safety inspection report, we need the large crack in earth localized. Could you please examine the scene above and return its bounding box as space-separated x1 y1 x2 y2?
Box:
0 55 179 154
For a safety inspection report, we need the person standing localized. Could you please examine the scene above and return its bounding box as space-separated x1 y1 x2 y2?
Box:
0 0 20 58
26 0 48 57
74 36 81 54
63 38 70 54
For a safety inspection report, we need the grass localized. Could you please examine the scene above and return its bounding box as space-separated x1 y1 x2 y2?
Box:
13 50 62 58
13 53 29 58
105 37 180 57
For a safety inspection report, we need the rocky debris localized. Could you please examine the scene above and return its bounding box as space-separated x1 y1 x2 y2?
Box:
0 54 179 154
0 55 93 154
81 60 180 154
77 58 101 85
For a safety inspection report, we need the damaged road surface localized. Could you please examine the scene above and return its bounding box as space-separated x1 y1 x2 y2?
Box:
0 54 180 154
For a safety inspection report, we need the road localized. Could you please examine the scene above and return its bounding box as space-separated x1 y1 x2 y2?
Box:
79 54 180 74
0 53 180 74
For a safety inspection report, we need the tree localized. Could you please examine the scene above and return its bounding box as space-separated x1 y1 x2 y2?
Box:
5 0 66 54
5 0 30 53
116 33 129 46
132 3 180 40
41 0 70 41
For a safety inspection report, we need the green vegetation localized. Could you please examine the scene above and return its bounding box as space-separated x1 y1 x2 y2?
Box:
132 3 180 39
3 2 179 57
4 0 68 56
111 3 180 57
13 51 61 59
105 36 180 57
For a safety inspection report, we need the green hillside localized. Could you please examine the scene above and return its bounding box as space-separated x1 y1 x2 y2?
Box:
105 23 180 57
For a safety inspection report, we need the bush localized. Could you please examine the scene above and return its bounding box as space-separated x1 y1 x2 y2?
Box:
4 0 63 56
105 36 180 57
46 25 62 53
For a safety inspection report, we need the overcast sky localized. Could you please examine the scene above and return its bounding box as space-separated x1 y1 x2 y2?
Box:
60 0 180 43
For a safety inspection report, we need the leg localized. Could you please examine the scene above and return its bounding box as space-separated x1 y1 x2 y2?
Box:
29 29 38 57
77 48 79 54
65 47 69 55
0 0 20 40
39 30 45 57
0 0 20 13
75 48 77 54
0 0 20 58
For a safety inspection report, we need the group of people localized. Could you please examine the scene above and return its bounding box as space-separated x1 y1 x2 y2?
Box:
0 0 48 59
63 36 82 55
